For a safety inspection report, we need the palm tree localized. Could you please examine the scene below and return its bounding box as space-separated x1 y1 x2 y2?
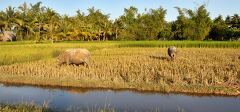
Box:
231 14 240 28
0 11 7 32
5 6 17 31
44 8 60 43
0 6 16 32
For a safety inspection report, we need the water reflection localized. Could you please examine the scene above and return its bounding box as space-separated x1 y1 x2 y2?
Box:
0 83 239 112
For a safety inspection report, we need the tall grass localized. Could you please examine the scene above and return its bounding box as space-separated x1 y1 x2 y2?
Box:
117 41 240 48
0 103 51 112
1 40 240 47
0 103 117 112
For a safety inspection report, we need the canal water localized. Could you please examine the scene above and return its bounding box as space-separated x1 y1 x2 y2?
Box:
0 83 239 112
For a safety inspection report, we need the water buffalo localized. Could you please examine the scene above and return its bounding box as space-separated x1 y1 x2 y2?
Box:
57 48 91 67
168 46 177 60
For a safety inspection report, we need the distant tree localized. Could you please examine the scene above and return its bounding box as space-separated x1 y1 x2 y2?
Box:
209 15 228 40
85 7 111 40
2 2 240 41
2 6 17 31
231 14 240 28
158 23 173 40
113 19 124 40
28 2 46 42
116 6 167 40
139 7 167 40
225 15 231 25
173 7 193 40
173 5 211 40
0 11 7 32
188 5 212 40
43 8 60 42
224 14 240 40
117 6 139 40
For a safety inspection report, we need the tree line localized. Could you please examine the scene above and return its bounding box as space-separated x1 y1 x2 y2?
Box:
0 2 239 42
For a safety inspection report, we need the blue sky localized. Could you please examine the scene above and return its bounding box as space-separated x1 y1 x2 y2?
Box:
0 0 239 21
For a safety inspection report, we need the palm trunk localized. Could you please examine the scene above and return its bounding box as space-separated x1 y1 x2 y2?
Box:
103 32 106 41
26 30 29 40
115 28 118 39
50 23 53 44
20 30 23 41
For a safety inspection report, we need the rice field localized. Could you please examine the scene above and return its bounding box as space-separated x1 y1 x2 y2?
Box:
0 41 239 66
0 41 239 95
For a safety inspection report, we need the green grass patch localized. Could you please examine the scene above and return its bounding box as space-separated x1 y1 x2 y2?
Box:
117 41 240 48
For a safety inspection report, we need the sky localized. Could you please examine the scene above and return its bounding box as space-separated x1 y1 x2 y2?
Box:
0 0 239 21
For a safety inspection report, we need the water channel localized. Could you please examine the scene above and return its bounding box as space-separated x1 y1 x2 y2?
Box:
0 83 239 112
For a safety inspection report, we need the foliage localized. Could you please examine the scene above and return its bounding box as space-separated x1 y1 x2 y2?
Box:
173 5 212 40
208 15 228 40
0 2 240 41
208 15 240 40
